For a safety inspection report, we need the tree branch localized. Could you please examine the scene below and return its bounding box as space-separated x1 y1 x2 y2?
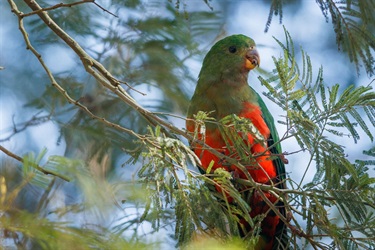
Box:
0 111 52 142
20 0 95 17
0 145 70 182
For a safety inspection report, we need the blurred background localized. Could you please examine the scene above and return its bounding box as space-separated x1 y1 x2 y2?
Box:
1 0 374 249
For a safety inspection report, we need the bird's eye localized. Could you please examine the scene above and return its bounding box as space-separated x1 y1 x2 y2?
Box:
228 46 237 53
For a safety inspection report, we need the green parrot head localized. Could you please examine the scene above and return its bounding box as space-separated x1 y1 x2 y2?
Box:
188 34 260 118
198 34 260 84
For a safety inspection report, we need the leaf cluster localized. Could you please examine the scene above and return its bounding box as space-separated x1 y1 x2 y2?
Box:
259 28 375 249
135 126 248 246
132 111 293 248
266 0 375 75
0 150 154 249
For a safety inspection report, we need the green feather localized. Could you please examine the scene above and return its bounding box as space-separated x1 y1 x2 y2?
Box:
254 88 287 188
252 90 289 249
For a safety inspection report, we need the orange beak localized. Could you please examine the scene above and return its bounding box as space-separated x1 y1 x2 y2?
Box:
245 48 260 70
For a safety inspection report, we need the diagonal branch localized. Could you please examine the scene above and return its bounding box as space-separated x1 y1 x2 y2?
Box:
0 145 70 182
20 0 95 17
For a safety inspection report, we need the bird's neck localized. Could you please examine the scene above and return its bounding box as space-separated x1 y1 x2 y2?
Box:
204 76 258 118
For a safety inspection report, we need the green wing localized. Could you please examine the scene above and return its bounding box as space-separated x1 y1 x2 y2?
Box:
254 89 287 189
254 89 290 249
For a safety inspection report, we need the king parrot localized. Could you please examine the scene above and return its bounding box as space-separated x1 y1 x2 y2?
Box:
186 35 288 250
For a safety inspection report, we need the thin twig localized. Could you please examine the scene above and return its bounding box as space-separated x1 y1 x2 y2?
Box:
0 145 70 182
91 1 118 18
0 112 52 142
109 76 146 96
21 0 93 17
20 0 118 18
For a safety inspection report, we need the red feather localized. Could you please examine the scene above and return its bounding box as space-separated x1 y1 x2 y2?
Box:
187 102 281 250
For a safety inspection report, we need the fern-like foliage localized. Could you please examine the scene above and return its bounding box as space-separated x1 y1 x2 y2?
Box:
135 126 259 247
316 0 375 75
266 0 375 76
264 0 284 32
0 150 154 249
258 28 375 249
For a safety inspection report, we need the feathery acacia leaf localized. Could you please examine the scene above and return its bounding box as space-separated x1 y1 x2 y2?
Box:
257 27 375 249
266 0 375 75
